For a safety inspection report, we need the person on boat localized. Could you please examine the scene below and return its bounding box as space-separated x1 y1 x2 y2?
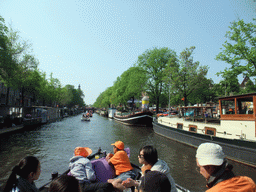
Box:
196 142 256 192
122 145 177 192
49 175 81 192
106 141 136 191
3 156 41 192
69 147 114 192
138 170 171 192
69 147 96 184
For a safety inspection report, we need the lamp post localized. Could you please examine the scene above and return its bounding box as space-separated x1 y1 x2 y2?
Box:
168 83 170 112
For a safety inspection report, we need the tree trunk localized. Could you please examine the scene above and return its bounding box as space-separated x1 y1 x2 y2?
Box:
5 86 9 106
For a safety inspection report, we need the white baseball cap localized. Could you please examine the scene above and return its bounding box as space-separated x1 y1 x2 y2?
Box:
196 143 225 166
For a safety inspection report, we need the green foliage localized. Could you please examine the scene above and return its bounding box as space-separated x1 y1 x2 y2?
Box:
137 47 177 112
0 16 18 87
216 19 256 78
94 66 147 108
0 15 85 108
168 46 209 106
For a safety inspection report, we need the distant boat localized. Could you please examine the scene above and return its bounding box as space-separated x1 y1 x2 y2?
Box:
81 114 90 121
114 110 153 126
108 108 116 119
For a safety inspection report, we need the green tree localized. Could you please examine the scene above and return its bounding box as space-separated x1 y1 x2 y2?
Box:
137 47 177 113
0 16 19 91
216 19 256 79
169 46 209 106
241 78 256 94
188 78 216 104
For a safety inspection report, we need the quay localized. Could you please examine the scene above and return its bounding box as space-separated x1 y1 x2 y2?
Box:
0 125 25 136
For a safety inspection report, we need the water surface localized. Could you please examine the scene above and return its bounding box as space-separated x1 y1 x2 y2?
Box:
0 114 255 191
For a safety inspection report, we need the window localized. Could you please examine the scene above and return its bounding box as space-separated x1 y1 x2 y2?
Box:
221 99 235 114
189 125 197 133
237 97 253 114
205 127 216 136
177 123 183 130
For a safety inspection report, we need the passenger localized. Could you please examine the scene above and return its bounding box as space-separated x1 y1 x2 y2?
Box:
69 147 114 192
69 147 96 184
49 175 81 192
3 156 41 192
106 141 136 191
196 142 256 192
139 170 171 192
122 145 177 192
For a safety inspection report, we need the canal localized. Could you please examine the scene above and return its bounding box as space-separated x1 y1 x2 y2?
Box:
0 114 255 191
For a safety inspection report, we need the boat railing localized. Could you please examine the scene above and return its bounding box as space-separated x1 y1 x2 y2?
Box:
183 115 220 124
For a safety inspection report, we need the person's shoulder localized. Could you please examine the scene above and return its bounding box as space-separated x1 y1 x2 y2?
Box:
235 176 256 186
72 156 89 164
208 176 256 192
152 159 169 170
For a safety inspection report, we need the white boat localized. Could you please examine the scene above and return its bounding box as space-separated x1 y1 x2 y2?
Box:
153 93 256 168
81 114 90 121
108 108 116 119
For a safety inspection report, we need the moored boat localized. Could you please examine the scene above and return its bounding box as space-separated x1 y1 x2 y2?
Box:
153 93 256 168
114 110 153 126
108 108 117 119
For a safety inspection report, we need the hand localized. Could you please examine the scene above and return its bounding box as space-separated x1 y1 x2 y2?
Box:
122 178 137 188
105 153 113 161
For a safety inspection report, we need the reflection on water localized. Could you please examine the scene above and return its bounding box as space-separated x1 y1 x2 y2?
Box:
0 114 255 191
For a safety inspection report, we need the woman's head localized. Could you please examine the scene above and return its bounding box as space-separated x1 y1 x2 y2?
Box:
139 145 158 166
49 175 81 192
16 156 41 180
4 156 40 192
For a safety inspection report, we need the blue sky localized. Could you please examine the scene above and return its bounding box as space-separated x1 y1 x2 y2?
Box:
1 0 256 105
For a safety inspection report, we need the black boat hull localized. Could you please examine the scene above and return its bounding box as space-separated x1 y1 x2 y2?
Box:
114 112 153 126
153 121 256 168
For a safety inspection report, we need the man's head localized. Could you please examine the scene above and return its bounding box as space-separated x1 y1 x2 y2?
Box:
196 143 225 180
140 171 171 192
111 141 124 153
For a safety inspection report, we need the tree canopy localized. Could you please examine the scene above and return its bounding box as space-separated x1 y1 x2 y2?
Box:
216 19 256 78
0 15 85 108
137 47 177 112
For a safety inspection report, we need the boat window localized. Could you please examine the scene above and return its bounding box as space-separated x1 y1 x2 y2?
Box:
189 125 197 133
205 127 216 136
177 123 183 130
236 97 253 114
221 99 235 114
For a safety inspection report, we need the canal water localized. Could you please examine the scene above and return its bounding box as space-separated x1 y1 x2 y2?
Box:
0 114 255 191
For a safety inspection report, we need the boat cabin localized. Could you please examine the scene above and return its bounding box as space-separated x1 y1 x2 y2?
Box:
219 93 255 120
219 93 256 138
180 102 219 123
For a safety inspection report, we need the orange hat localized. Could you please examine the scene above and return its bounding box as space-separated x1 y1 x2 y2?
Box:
74 147 92 158
111 141 124 150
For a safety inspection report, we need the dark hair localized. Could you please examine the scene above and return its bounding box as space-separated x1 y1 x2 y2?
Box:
140 171 171 192
4 156 40 192
49 175 81 192
140 145 158 166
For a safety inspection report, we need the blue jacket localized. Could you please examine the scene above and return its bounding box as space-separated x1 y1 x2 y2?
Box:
69 156 96 183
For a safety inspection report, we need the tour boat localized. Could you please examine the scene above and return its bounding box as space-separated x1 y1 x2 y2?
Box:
114 110 153 126
153 93 256 168
38 148 189 192
81 114 90 121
